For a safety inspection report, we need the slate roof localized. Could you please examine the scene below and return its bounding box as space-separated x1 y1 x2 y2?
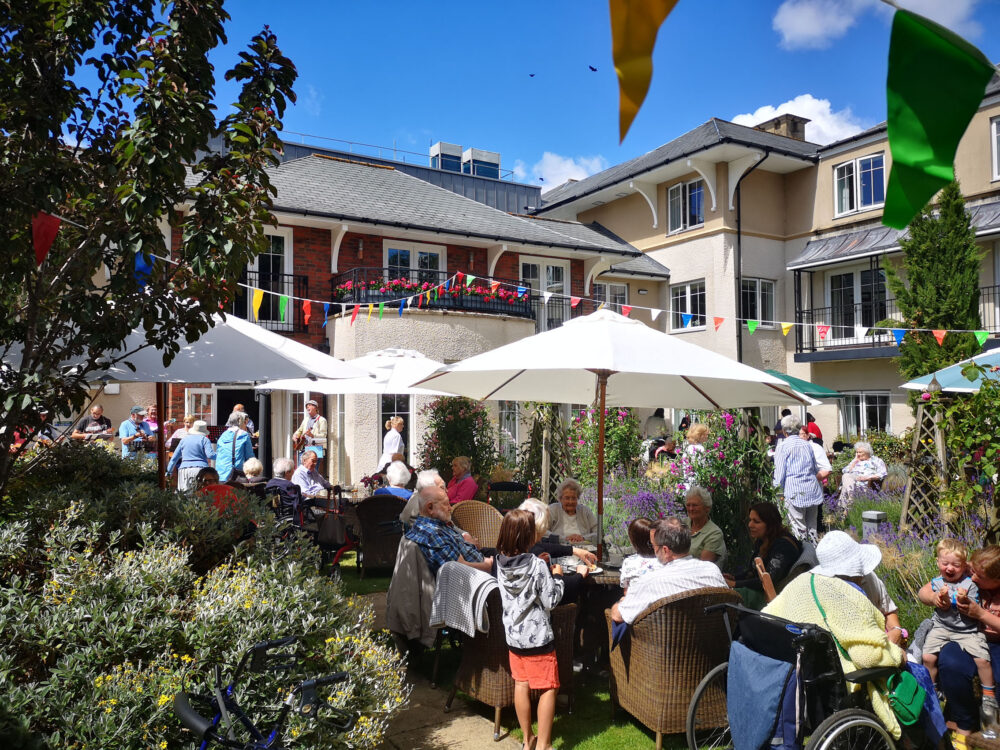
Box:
536 118 820 211
263 154 639 256
787 198 1000 270
600 254 671 279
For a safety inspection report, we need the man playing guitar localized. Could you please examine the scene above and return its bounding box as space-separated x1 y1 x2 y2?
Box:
292 399 328 453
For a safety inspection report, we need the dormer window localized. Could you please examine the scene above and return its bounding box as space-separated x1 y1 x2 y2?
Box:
834 153 885 217
667 179 704 234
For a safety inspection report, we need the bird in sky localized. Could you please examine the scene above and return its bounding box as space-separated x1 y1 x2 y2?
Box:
588 65 597 72
529 73 535 77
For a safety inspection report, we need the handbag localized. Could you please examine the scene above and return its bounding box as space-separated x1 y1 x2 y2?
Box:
809 574 925 726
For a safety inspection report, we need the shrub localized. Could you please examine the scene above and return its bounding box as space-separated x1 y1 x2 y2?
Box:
417 397 497 490
579 472 682 549
565 407 643 486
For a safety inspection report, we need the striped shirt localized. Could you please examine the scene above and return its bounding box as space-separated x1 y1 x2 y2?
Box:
616 555 727 624
773 435 824 508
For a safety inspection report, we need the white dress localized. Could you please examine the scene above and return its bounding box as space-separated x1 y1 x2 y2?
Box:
378 428 404 471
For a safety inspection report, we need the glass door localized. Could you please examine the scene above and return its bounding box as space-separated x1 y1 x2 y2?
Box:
250 234 292 325
829 272 855 341
521 259 569 332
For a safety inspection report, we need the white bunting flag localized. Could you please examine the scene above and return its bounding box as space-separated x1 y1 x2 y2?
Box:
543 291 552 304
855 324 869 340
650 308 661 321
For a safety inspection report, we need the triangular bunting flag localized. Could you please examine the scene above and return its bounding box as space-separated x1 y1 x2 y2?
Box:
855 324 870 340
817 324 831 341
976 330 989 347
747 320 759 335
398 299 405 317
456 271 465 284
622 305 632 317
303 300 312 326
713 316 725 332
323 303 330 327
570 296 581 308
278 295 288 323
407 296 413 308
517 286 527 297
418 293 424 308
682 313 693 328
597 302 605 311
444 279 451 292
32 212 61 266
135 251 154 289
932 329 946 346
378 302 384 319
467 274 476 285
350 304 359 326
367 303 373 321
892 328 906 347
781 322 793 336
490 281 500 293
650 308 661 321
252 289 264 321
434 287 439 301
543 291 552 304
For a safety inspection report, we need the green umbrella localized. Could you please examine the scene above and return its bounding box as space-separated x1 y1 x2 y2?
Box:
764 370 844 400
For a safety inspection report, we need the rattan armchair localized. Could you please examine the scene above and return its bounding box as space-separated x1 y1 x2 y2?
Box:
354 495 406 578
605 587 741 750
450 500 504 549
444 589 576 741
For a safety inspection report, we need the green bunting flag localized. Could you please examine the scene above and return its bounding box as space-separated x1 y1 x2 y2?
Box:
378 302 384 319
976 330 989 347
278 295 288 322
746 320 759 335
883 9 995 229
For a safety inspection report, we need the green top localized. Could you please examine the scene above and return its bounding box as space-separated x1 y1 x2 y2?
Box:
689 519 726 563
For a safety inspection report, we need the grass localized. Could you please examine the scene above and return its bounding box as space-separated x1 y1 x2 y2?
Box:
331 550 392 596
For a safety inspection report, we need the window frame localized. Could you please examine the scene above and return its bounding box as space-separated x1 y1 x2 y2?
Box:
185 387 216 425
498 400 519 465
840 391 891 437
247 226 295 331
379 394 412 466
992 117 1000 181
833 152 885 217
382 239 447 282
519 256 570 332
667 178 705 235
740 277 776 328
592 281 629 313
669 279 707 332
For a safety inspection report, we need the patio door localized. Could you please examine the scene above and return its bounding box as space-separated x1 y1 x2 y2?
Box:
521 258 569 332
826 266 887 344
384 240 446 286
247 229 294 326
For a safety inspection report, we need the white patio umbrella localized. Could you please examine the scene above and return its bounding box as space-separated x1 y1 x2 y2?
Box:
414 308 810 555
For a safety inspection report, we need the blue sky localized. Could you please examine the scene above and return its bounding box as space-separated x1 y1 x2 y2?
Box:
211 0 1000 191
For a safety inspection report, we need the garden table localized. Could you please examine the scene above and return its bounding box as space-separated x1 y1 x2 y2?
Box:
576 567 623 670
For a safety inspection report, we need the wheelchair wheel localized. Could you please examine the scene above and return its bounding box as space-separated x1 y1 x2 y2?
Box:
686 661 732 750
805 708 895 750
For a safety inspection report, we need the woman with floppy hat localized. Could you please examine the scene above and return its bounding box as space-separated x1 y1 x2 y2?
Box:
167 420 216 491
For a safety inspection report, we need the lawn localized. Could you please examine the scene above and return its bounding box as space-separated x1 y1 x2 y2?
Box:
332 550 393 596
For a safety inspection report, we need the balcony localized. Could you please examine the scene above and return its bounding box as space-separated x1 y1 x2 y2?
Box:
795 284 1000 357
229 270 309 333
330 267 534 319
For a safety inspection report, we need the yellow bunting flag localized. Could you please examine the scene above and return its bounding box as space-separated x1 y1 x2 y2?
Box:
367 303 373 321
252 289 264 321
611 0 681 142
781 322 793 336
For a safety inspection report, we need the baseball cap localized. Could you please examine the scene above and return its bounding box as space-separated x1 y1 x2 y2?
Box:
130 406 147 416
306 399 319 407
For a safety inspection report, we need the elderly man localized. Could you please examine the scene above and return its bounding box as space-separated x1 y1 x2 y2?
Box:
293 399 327 450
233 403 256 435
72 404 113 442
611 518 726 624
266 457 303 515
292 449 333 499
405 484 491 575
118 405 153 459
400 469 444 527
773 413 824 541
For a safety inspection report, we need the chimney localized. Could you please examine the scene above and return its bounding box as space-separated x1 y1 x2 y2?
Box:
753 113 810 141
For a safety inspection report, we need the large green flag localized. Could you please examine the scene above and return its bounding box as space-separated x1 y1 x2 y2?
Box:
883 9 994 229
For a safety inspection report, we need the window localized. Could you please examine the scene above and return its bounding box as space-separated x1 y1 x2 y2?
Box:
834 153 885 216
740 278 775 326
667 179 705 234
431 153 461 172
841 392 891 436
826 266 887 341
670 280 706 330
380 394 411 465
992 118 1000 181
383 240 446 286
521 258 569 332
593 282 628 313
499 400 519 465
185 388 215 424
242 228 294 329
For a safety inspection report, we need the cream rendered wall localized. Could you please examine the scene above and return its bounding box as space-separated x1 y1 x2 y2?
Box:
326 310 534 483
809 359 913 440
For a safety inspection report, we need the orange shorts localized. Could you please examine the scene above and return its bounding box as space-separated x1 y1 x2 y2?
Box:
508 650 560 690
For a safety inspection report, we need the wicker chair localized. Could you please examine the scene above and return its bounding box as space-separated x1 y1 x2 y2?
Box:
444 589 576 741
450 500 504 549
605 587 741 750
354 495 407 578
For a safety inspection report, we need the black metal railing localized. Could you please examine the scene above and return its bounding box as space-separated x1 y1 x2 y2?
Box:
796 284 1000 353
230 270 309 333
330 267 534 319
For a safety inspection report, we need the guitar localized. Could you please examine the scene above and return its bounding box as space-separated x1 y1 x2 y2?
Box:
292 432 306 452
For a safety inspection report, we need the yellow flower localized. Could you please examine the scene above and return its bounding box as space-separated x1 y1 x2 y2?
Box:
157 694 171 707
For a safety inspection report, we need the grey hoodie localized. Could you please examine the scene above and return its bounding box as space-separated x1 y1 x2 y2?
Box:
496 553 565 653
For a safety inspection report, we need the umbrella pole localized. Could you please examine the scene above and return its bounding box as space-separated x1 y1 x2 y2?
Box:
155 382 166 490
596 371 608 562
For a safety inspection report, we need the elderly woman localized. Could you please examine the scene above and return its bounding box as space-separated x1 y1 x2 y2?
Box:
763 534 908 742
167 414 195 444
840 441 888 500
374 461 412 499
724 502 802 610
547 478 598 544
446 455 478 504
216 411 255 482
166 419 215 491
772 413 824 540
685 486 727 566
238 458 267 485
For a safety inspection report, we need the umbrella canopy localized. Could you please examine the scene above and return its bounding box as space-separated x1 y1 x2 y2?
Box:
901 348 1000 393
256 348 448 396
764 369 844 400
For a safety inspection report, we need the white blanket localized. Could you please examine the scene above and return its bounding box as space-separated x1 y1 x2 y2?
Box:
430 562 498 638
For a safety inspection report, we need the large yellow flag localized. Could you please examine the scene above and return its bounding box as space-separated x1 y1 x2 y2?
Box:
611 0 680 142
252 289 264 321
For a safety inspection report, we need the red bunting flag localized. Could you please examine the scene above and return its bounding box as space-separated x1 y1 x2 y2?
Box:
490 281 500 293
933 329 947 346
713 316 725 332
350 304 360 326
302 300 312 326
621 305 632 317
32 212 61 266
455 271 465 284
570 296 581 308
417 293 423 308
817 324 831 340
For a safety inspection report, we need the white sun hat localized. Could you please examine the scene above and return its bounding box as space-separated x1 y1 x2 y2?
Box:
812 530 882 578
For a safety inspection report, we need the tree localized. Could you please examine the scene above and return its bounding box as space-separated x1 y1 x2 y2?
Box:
0 1 296 492
883 180 983 382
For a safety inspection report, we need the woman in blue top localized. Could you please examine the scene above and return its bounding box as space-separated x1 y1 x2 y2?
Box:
215 412 255 482
373 461 412 499
167 420 216 490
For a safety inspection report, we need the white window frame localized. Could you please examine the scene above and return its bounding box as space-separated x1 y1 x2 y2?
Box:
382 239 447 278
379 394 413 466
498 400 519 465
669 279 706 332
667 179 705 234
185 387 216 425
840 391 892 437
740 277 776 328
833 152 885 217
519 256 571 332
823 263 891 345
247 226 295 331
592 281 628 313
992 117 1000 181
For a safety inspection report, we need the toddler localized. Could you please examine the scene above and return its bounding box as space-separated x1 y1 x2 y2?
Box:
496 509 565 750
919 539 994 711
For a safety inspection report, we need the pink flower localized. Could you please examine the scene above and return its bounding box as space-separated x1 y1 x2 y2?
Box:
921 392 931 401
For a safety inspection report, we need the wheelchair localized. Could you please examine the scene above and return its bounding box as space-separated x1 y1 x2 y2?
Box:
267 485 357 570
685 603 920 750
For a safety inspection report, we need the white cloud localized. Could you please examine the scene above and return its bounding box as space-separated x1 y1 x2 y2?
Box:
773 0 983 50
302 84 323 117
511 159 528 181
531 152 609 193
731 93 868 145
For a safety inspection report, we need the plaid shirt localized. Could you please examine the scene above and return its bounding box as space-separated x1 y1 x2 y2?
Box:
405 515 483 575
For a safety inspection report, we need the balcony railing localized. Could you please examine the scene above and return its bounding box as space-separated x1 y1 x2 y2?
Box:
230 270 309 333
795 284 1000 353
330 267 534 319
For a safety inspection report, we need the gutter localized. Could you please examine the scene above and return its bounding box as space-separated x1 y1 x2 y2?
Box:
734 151 770 363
